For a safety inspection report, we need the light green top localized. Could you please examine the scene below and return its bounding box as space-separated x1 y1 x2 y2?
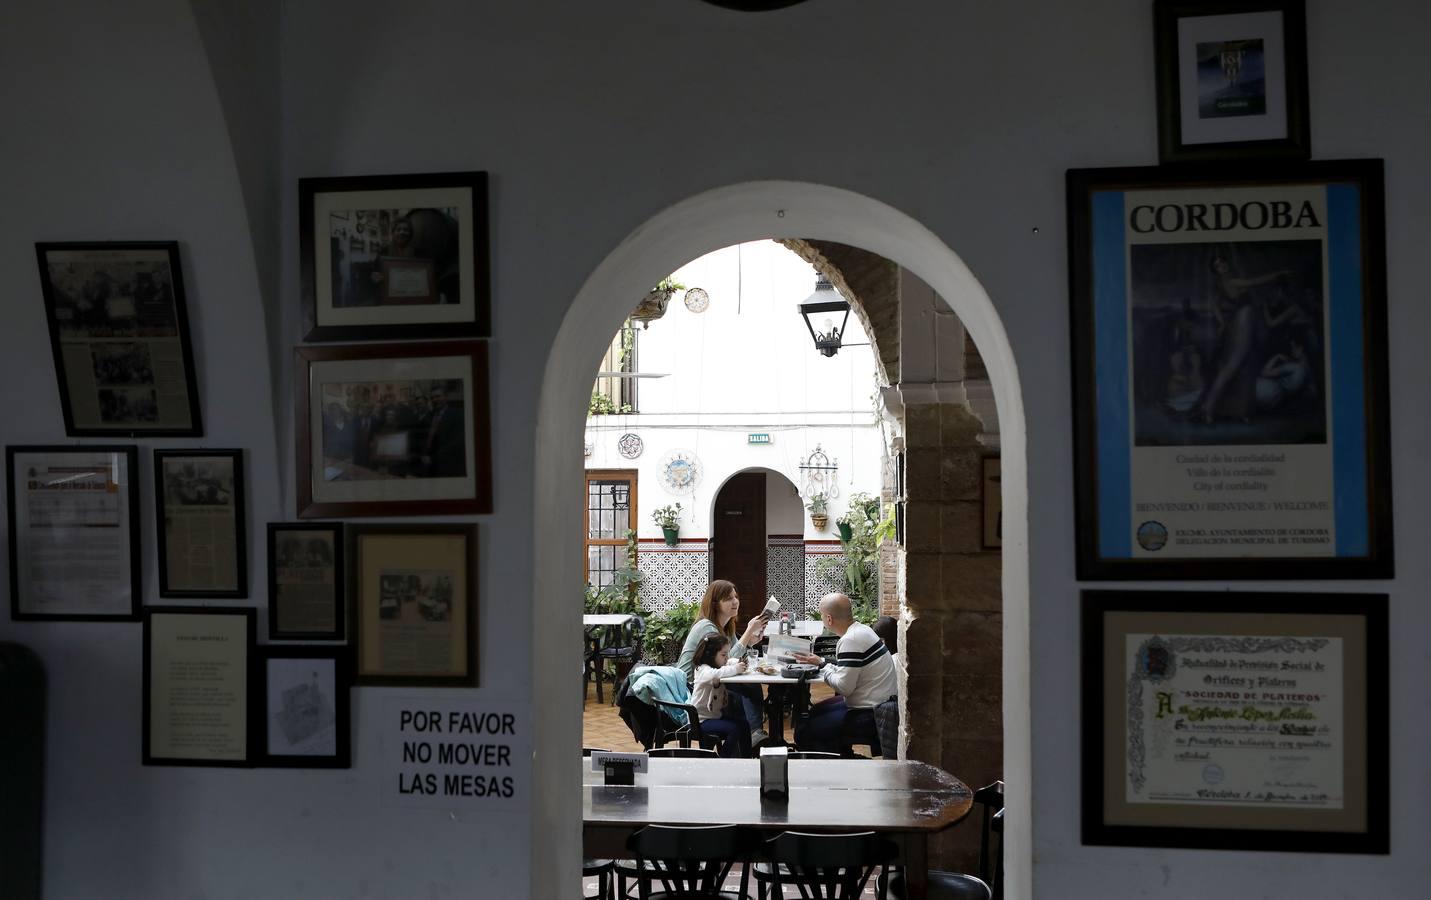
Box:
674 618 748 677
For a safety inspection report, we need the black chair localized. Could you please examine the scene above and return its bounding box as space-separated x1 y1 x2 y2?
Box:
881 780 1004 900
757 831 896 900
582 748 618 898
651 699 725 754
784 751 840 760
648 746 719 759
810 635 838 661
595 616 646 704
626 824 759 900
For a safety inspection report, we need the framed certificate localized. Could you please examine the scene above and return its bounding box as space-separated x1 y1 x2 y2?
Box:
7 445 141 621
155 449 247 598
34 241 203 437
348 523 477 687
1067 160 1392 580
267 522 344 641
143 607 256 766
1082 590 1388 853
260 645 351 768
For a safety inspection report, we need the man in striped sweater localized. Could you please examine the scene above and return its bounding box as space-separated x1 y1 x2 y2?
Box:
791 593 897 756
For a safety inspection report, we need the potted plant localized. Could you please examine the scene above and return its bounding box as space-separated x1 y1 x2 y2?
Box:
652 502 683 546
630 278 686 329
805 492 829 530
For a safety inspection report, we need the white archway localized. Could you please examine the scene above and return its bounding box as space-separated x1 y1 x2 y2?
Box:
532 181 1029 899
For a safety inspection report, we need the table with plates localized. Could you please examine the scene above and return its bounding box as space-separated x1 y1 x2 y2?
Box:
721 668 810 744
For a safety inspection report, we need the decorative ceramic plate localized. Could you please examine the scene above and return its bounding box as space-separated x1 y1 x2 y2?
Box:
618 432 644 459
660 449 702 495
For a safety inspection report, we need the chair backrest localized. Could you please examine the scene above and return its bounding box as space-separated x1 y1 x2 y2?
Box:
763 831 896 899
989 808 1005 900
971 781 1005 891
785 751 840 760
647 746 718 759
811 635 838 659
650 699 702 748
627 824 756 899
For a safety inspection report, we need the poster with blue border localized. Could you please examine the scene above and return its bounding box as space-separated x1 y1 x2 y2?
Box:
1068 161 1392 580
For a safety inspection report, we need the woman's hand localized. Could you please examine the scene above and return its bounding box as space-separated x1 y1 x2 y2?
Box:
740 614 768 646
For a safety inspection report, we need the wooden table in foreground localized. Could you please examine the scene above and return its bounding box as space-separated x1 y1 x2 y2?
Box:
582 758 972 900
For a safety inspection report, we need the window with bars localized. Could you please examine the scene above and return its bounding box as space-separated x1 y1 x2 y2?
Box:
590 322 637 414
585 470 637 587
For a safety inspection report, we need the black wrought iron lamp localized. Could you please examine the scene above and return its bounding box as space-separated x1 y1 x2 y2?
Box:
797 275 851 357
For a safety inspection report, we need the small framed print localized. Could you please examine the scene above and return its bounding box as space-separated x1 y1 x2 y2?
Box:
299 171 490 341
260 645 351 768
981 456 1002 550
7 445 141 621
154 449 247 598
294 341 492 518
34 241 203 436
267 523 344 641
1082 590 1388 854
143 607 256 767
348 523 477 687
1154 0 1311 162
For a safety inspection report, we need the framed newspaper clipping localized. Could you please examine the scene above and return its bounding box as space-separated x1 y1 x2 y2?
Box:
1082 589 1388 853
347 523 477 687
143 606 256 767
1067 160 1392 580
35 242 203 437
299 171 490 341
154 448 247 599
7 444 141 621
267 522 344 641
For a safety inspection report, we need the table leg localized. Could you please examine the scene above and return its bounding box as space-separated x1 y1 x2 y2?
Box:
766 685 786 745
903 834 928 900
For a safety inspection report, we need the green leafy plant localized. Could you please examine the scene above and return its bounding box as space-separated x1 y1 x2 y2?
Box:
583 530 643 615
642 599 699 664
654 278 686 294
651 503 683 530
588 392 633 416
817 491 891 625
804 492 828 514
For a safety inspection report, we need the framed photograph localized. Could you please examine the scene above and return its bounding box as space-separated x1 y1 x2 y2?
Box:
294 341 492 518
267 522 344 641
1067 160 1391 580
260 645 351 768
7 445 141 621
34 242 203 436
154 449 247 598
348 523 477 687
1082 590 1388 853
981 456 1002 550
1154 0 1310 163
143 606 256 766
299 171 490 341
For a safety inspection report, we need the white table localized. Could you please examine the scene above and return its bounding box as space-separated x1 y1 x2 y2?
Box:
722 670 815 742
762 619 824 637
583 613 635 626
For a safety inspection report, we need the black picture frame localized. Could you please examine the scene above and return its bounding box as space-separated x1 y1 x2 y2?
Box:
1067 160 1391 580
347 523 478 687
7 444 142 621
34 241 203 437
299 171 490 341
267 522 344 641
259 645 352 768
154 448 248 598
1154 0 1311 163
143 606 257 767
1082 589 1388 854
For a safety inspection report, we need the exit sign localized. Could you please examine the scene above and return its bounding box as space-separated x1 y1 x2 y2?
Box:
748 433 771 445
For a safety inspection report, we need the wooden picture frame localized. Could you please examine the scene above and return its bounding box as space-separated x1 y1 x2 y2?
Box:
34 241 203 436
1067 160 1391 580
294 341 492 518
299 171 490 341
143 606 257 767
259 645 351 768
1154 0 1311 163
7 444 141 621
267 522 344 641
154 448 248 598
347 523 478 687
1082 589 1388 853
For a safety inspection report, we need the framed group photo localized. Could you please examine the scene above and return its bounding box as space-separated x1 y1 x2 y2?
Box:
294 341 492 518
299 171 490 341
155 449 247 598
1067 160 1391 580
260 645 351 768
1154 0 1311 162
7 445 141 621
143 606 257 767
34 241 203 436
267 522 344 641
1082 590 1388 854
347 523 477 687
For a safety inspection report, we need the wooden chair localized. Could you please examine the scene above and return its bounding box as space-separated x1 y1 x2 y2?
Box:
880 780 1004 900
757 831 896 900
626 824 759 900
651 699 726 754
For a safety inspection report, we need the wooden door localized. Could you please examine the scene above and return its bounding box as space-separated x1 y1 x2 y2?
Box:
711 471 767 625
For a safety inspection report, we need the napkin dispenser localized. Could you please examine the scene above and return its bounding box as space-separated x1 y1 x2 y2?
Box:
759 745 789 800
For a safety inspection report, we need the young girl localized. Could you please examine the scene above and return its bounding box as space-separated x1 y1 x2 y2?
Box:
690 633 753 758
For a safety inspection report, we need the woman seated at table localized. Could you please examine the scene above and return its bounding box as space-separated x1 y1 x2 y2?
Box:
675 580 770 745
690 633 753 758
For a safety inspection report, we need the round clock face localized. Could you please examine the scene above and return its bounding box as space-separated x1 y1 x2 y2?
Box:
660 449 702 495
618 433 644 459
683 288 710 314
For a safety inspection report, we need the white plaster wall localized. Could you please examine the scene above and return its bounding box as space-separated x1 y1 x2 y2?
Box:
0 1 1426 898
766 470 804 535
